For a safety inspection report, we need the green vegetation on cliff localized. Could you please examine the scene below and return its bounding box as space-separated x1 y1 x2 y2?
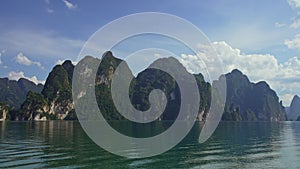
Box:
19 60 75 120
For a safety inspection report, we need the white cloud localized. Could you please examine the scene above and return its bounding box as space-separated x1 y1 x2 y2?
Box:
8 71 45 85
56 59 64 65
287 0 300 8
285 34 300 51
0 53 2 65
15 52 43 69
62 0 77 9
212 41 281 80
56 59 77 65
179 41 300 106
15 53 32 66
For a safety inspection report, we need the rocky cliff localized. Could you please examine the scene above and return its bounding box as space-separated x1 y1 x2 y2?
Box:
222 69 287 121
20 60 74 120
0 102 8 121
287 95 300 120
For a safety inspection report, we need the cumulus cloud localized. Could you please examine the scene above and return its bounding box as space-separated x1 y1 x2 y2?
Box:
179 41 300 106
8 71 45 85
62 0 77 9
0 53 2 65
287 0 300 8
285 34 300 51
56 59 64 65
15 53 43 68
15 53 33 66
211 41 281 80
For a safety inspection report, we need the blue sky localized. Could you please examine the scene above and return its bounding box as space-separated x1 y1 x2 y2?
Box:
0 0 300 105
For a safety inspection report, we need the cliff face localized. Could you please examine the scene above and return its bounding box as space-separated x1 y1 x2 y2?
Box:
21 91 74 120
287 95 300 120
20 60 74 120
0 103 8 121
222 69 287 121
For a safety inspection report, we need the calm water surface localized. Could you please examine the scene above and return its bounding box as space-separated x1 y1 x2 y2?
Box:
0 121 300 168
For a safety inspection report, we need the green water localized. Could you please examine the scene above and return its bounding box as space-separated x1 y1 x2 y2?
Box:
0 121 300 168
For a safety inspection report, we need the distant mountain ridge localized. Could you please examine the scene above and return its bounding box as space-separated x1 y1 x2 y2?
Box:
0 78 43 109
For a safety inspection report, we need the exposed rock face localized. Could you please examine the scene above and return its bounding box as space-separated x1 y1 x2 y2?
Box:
21 91 74 120
222 69 287 121
21 92 48 120
287 95 300 120
50 97 74 120
0 103 8 121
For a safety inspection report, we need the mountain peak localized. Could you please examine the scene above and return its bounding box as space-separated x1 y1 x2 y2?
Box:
231 69 243 75
62 60 73 67
18 78 31 83
288 95 300 120
290 95 300 107
102 51 114 59
226 69 250 85
255 81 270 88
292 95 300 101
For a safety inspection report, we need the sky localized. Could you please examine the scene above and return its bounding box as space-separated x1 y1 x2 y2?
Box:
0 0 300 106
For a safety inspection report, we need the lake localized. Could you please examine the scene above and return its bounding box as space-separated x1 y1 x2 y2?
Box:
0 121 300 168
